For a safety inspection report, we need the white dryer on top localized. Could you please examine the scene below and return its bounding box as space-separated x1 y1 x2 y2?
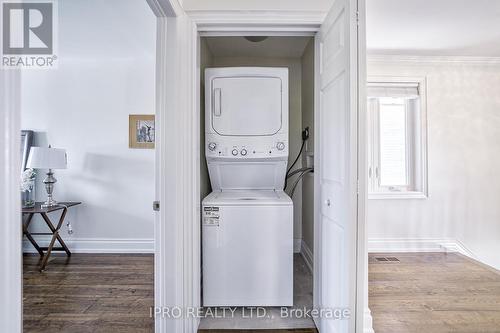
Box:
205 67 289 191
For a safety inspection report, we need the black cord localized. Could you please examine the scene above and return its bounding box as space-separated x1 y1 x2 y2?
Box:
289 168 314 197
284 139 305 189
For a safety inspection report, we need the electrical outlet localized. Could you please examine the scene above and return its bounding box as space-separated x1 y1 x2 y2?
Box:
306 153 314 168
302 127 309 141
66 221 74 235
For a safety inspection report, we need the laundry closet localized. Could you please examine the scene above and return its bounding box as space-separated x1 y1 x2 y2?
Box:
199 36 316 329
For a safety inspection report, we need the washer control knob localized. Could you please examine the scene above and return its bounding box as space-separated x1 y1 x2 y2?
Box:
276 142 285 151
231 149 238 156
240 149 247 156
208 142 217 151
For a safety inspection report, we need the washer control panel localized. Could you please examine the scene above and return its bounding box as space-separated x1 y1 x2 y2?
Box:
206 139 287 158
208 142 217 151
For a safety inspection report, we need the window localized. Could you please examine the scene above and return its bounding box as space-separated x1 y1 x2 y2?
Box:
367 77 428 199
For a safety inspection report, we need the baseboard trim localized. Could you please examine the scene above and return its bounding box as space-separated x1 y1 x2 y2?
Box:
300 240 313 273
23 236 154 253
368 237 476 259
364 307 375 333
437 239 477 260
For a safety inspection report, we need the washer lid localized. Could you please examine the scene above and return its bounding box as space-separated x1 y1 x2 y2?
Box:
202 190 292 206
207 160 287 191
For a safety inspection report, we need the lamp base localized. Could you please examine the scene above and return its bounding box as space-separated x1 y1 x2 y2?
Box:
42 169 58 208
41 198 58 208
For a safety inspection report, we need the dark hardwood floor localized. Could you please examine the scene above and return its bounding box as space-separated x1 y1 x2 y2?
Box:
23 254 154 333
24 254 315 333
27 252 500 333
369 252 500 333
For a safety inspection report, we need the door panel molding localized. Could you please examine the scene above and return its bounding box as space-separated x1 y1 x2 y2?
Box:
314 0 362 332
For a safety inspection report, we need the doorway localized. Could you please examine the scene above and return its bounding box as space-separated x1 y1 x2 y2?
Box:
164 5 366 330
19 0 157 331
198 35 316 329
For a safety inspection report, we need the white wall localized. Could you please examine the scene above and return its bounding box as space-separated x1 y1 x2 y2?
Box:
367 57 500 270
21 0 156 252
301 40 315 253
366 0 500 57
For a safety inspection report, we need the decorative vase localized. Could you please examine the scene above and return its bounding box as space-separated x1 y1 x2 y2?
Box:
21 179 36 208
21 168 36 208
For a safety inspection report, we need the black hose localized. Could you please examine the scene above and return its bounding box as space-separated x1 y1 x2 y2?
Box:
289 168 314 197
287 167 313 179
284 139 305 189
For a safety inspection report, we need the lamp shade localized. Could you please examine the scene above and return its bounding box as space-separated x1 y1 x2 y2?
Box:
27 147 67 169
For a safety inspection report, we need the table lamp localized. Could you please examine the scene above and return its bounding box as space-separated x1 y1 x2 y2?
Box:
27 145 67 207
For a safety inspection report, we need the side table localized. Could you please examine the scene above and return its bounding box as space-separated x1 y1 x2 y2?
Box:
22 202 81 271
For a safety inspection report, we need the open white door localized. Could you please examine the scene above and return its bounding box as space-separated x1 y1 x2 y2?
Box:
314 0 360 332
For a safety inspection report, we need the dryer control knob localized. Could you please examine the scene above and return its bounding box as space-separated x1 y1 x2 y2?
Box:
276 142 285 151
231 149 239 156
208 142 217 151
240 149 247 156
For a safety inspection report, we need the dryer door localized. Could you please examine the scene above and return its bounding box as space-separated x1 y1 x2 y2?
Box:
211 76 283 136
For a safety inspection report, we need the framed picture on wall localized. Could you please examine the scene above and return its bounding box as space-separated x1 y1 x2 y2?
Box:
129 114 155 149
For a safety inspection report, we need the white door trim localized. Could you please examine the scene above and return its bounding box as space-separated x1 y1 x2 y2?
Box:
355 0 373 332
146 1 197 333
149 4 201 333
188 12 326 332
188 10 325 34
0 70 22 333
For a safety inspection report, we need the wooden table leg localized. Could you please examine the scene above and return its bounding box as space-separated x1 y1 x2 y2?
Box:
39 208 69 271
40 209 71 256
22 213 44 256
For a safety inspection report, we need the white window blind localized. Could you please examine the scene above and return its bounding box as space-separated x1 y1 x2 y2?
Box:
379 100 407 186
367 82 419 99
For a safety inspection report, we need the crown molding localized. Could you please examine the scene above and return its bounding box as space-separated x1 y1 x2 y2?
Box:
367 54 500 65
146 0 184 17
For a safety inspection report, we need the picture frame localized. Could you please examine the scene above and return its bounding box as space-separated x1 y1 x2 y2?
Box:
129 114 155 149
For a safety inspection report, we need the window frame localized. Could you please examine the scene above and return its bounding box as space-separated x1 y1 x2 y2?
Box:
367 76 428 200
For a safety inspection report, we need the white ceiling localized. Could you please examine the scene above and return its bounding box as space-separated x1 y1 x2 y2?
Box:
367 0 500 56
197 0 500 57
205 37 312 58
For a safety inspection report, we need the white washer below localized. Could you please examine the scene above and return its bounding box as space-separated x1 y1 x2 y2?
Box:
202 189 293 307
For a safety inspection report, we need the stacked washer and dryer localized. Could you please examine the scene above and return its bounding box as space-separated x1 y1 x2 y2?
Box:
202 67 294 307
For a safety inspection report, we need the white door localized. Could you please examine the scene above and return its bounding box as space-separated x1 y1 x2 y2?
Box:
314 0 360 332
